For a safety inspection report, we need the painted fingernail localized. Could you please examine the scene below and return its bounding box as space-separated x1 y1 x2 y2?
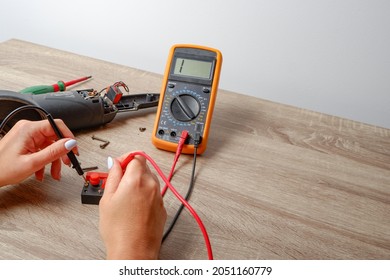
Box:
65 139 77 151
107 156 114 170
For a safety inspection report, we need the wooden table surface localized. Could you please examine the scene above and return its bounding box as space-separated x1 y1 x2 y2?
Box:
0 39 389 260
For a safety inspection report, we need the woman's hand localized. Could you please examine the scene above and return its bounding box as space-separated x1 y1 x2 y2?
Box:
99 153 167 259
0 119 78 186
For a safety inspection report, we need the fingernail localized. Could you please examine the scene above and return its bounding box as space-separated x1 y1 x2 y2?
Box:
107 156 114 170
65 139 77 151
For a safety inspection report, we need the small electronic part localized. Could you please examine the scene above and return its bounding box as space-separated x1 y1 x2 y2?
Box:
105 81 129 104
81 172 108 205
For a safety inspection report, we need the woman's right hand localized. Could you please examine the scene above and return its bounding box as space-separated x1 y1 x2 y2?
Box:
99 153 167 259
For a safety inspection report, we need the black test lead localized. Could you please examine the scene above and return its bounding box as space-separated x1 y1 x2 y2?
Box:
46 113 86 183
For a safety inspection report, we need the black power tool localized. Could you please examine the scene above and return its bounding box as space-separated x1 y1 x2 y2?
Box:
0 88 159 132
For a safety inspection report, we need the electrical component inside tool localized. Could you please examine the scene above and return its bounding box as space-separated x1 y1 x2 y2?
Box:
104 81 128 104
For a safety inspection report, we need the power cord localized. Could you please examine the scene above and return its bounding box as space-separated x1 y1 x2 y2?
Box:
0 105 46 136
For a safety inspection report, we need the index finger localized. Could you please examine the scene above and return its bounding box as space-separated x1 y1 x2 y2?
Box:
39 119 79 154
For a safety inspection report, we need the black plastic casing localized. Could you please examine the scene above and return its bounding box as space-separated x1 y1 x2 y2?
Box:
29 91 117 130
81 181 104 205
0 89 116 131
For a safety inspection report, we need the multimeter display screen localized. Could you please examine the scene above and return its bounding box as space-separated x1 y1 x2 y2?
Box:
173 58 212 79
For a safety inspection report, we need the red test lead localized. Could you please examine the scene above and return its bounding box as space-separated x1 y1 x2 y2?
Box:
120 151 213 260
162 130 189 197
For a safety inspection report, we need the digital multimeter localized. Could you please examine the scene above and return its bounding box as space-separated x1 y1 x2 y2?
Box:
152 44 222 154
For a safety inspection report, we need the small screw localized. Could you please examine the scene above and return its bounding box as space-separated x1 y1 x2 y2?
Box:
92 135 108 142
92 135 110 149
100 142 110 149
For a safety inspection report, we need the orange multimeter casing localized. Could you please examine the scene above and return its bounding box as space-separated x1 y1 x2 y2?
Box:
152 44 222 154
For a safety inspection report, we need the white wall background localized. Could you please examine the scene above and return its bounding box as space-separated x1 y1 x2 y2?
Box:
1 0 389 128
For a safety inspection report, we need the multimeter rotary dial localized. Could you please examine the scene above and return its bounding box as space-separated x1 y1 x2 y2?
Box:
170 94 200 121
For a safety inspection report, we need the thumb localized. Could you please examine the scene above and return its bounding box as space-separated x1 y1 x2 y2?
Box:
103 156 123 196
30 139 78 169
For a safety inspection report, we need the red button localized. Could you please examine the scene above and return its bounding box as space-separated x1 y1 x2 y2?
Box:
89 173 100 186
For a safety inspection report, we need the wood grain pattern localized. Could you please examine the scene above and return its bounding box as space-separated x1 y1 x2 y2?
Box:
0 39 389 259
